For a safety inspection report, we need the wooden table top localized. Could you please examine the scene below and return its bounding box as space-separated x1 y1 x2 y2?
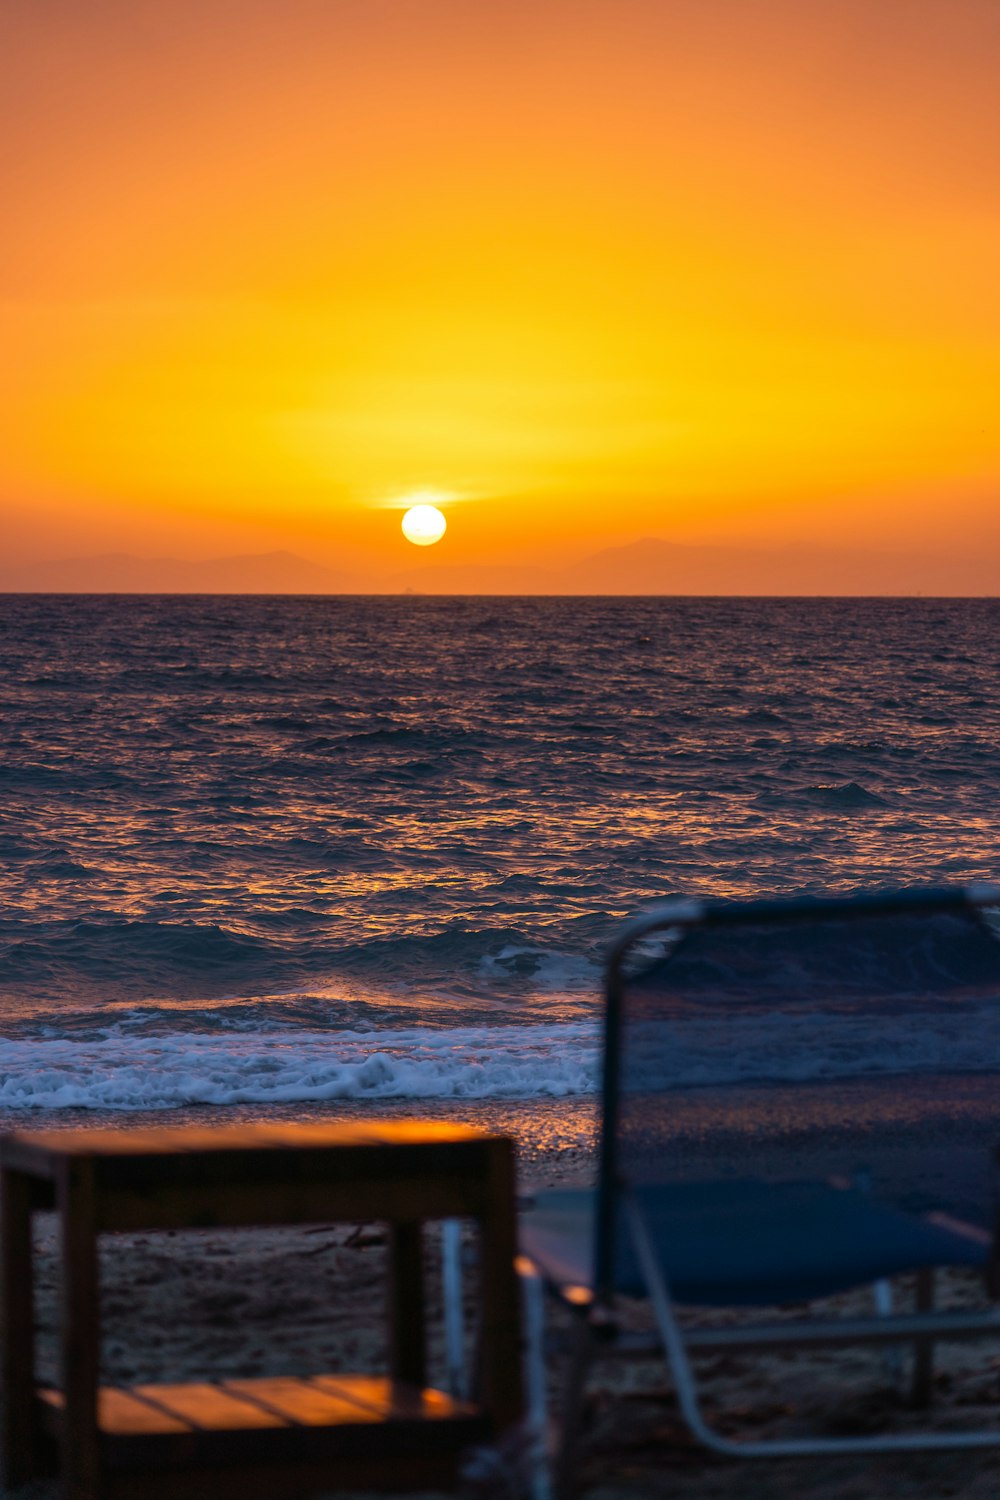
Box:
0 1120 499 1175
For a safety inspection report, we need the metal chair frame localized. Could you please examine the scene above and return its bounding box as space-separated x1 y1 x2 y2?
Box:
526 884 1000 1493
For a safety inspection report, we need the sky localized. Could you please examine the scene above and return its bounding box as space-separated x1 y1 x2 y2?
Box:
3 0 999 591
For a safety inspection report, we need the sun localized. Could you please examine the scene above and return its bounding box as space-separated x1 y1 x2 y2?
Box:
401 503 447 547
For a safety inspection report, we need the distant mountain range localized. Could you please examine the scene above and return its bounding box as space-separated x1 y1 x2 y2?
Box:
0 550 353 594
391 538 998 595
1 540 995 595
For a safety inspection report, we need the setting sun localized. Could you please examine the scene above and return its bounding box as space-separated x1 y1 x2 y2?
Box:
401 504 447 548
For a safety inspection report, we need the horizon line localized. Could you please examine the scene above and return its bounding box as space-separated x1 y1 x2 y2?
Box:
1 590 997 601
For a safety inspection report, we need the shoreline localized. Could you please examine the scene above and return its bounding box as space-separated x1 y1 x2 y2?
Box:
5 1069 1000 1194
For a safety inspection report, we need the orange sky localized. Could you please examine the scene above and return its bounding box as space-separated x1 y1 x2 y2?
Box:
3 0 999 589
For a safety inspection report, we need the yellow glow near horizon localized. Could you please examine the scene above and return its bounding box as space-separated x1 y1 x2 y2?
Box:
401 504 447 547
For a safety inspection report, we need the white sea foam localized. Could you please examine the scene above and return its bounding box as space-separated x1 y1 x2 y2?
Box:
3 1005 1000 1111
0 1023 599 1111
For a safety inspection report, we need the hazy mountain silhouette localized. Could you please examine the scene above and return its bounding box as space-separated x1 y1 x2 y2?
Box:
0 551 354 594
566 538 997 596
391 538 997 595
1 539 995 595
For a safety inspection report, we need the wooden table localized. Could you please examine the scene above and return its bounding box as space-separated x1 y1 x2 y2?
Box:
0 1121 522 1500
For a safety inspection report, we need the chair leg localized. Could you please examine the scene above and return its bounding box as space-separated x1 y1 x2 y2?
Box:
518 1258 553 1500
627 1191 996 1459
911 1268 935 1407
457 1244 553 1498
552 1313 596 1500
440 1219 467 1399
873 1278 904 1387
624 1191 729 1453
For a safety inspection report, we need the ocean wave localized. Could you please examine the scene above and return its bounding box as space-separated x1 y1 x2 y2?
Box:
0 1022 598 1110
0 915 602 1007
3 1000 1000 1112
478 944 601 989
0 919 279 985
757 781 889 810
0 763 133 791
806 781 888 808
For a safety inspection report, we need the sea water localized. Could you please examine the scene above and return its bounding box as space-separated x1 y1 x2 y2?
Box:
0 594 998 1133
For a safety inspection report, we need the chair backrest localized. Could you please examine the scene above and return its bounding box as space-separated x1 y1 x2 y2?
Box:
594 885 1000 1299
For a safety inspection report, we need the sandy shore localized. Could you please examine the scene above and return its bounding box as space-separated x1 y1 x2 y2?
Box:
6 1099 1000 1498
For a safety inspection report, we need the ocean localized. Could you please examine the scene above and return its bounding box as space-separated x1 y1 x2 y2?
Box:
1 594 998 1156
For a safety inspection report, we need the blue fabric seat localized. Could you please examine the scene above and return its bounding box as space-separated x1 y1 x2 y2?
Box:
515 888 1000 1488
523 1179 989 1307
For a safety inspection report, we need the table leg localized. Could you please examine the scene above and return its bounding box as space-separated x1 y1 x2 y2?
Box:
912 1266 935 1406
59 1159 101 1500
388 1221 426 1387
477 1140 523 1430
0 1167 39 1486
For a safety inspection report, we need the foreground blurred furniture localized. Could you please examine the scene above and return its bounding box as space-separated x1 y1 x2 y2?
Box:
520 885 1000 1493
0 1121 521 1500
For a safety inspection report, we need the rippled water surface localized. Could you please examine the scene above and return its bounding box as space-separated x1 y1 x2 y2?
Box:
0 595 998 1116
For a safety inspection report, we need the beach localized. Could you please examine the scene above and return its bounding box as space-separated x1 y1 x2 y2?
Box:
5 1101 1000 1499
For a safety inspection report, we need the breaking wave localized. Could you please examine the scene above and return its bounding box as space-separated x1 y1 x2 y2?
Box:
0 1023 598 1111
4 1002 1000 1111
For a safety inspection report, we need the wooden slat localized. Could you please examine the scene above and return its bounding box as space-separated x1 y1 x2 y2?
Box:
309 1375 477 1421
362 1120 484 1144
221 1377 382 1427
37 1386 192 1436
101 1390 194 1437
96 1452 468 1500
42 1376 480 1430
1 1120 484 1166
132 1383 289 1431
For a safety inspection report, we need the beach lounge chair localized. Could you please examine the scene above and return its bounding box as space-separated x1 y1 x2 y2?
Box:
519 885 1000 1493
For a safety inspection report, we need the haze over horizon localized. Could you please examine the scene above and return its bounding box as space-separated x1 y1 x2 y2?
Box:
2 535 996 596
4 0 999 589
